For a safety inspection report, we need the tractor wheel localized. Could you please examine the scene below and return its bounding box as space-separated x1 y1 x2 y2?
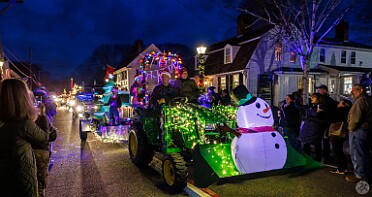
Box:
162 153 188 192
79 120 88 141
128 124 153 167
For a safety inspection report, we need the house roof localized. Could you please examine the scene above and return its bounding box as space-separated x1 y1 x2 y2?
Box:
206 25 274 52
205 39 260 75
319 38 372 50
204 26 273 76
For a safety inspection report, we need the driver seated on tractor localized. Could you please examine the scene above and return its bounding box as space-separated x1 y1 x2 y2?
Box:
149 68 176 113
104 86 122 125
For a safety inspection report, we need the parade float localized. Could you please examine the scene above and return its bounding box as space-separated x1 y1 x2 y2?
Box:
127 51 309 192
78 77 132 142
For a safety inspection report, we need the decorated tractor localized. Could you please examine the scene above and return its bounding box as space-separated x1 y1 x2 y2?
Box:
128 97 309 192
128 101 237 191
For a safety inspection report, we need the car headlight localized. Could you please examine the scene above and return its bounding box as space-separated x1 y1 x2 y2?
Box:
69 100 76 106
76 105 84 112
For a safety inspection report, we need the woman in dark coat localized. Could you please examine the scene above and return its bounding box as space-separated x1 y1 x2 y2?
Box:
0 79 49 197
299 93 325 161
329 99 352 174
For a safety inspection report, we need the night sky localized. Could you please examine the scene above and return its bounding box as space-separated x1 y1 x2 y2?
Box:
0 0 238 79
0 0 371 80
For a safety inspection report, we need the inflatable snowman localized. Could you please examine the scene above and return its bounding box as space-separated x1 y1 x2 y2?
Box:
231 85 287 174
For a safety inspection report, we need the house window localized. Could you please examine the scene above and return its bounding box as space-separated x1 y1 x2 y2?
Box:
220 76 226 91
344 77 352 94
350 51 356 65
341 50 347 64
290 51 296 63
275 42 282 61
319 48 325 63
225 47 231 64
232 74 239 89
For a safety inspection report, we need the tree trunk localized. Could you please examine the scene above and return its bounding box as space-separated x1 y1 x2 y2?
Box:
302 55 311 105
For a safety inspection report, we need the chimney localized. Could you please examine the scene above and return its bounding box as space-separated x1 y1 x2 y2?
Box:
135 39 144 53
335 20 349 42
237 14 252 36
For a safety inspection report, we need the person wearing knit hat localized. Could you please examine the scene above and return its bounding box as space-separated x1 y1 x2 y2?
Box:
159 68 171 79
150 68 176 112
173 67 199 104
130 74 146 108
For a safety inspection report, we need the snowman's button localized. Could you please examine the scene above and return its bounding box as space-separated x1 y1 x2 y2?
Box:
275 143 280 149
271 132 276 137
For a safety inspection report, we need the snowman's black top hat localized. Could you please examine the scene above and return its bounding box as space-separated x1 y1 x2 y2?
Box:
232 84 257 106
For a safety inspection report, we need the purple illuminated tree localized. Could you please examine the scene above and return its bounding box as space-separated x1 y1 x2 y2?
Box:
226 0 355 103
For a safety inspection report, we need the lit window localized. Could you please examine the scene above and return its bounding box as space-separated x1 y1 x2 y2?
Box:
225 47 231 64
275 42 282 61
341 50 347 64
220 76 226 91
290 51 296 63
350 51 356 64
232 74 239 88
344 77 352 94
319 48 325 63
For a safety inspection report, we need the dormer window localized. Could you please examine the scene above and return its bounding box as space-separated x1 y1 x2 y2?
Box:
290 51 296 63
275 42 282 61
225 47 232 64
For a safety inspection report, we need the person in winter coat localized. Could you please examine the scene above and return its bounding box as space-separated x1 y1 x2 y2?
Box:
207 86 221 107
220 89 232 106
105 86 122 125
130 75 147 108
299 92 325 161
280 94 301 150
345 84 372 183
0 79 49 197
316 84 338 163
33 103 58 197
173 67 199 104
150 68 176 113
329 99 352 175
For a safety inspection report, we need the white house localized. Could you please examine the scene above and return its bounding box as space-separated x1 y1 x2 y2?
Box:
114 44 161 92
199 20 372 106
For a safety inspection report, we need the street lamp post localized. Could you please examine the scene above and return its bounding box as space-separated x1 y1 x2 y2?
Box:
196 45 206 85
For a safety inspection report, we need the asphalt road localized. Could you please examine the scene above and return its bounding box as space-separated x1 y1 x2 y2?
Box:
46 107 186 197
46 107 370 197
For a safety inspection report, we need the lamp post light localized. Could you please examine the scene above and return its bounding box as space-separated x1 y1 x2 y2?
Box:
196 45 207 85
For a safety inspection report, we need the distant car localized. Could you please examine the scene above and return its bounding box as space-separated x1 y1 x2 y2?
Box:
71 92 102 118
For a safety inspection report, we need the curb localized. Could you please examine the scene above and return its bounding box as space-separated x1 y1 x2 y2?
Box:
185 182 221 197
184 183 212 197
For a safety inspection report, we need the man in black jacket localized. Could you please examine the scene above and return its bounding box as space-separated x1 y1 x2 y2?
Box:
316 84 337 163
150 68 175 113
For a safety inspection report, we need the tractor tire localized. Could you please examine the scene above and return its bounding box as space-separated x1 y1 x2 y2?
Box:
162 153 188 192
128 124 153 167
79 120 88 141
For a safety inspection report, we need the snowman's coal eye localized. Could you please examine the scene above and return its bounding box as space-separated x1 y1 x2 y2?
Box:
265 103 268 108
256 102 261 108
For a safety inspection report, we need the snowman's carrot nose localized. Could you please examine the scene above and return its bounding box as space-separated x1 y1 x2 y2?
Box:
263 107 270 113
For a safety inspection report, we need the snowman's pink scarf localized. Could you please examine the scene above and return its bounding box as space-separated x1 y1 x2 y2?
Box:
238 126 276 134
